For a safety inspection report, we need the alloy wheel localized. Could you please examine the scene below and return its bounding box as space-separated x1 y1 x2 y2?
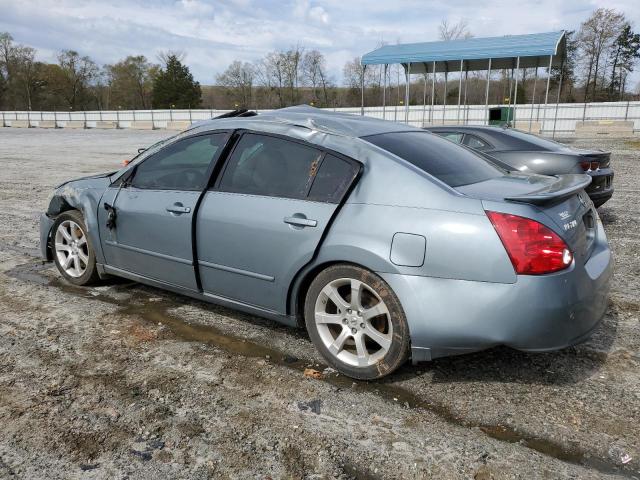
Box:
314 277 393 367
54 220 89 278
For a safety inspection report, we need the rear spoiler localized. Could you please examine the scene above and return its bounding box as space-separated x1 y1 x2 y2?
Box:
505 174 592 205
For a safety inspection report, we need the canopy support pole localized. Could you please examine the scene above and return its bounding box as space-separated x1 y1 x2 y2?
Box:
382 64 387 120
513 56 520 128
457 60 463 124
485 58 492 125
422 63 428 127
506 66 514 125
395 66 399 122
360 64 366 116
529 63 539 132
430 61 436 124
552 56 564 139
543 55 552 133
463 68 469 123
405 63 411 124
443 62 448 124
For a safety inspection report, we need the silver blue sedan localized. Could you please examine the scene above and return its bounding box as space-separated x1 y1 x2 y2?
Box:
40 106 613 379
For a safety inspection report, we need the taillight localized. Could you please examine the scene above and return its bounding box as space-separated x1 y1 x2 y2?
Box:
580 161 599 171
121 159 131 166
486 211 573 275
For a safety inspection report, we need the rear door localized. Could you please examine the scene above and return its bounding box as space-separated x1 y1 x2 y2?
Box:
196 131 360 312
99 132 229 290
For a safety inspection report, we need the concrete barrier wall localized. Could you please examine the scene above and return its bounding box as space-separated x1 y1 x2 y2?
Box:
10 120 30 128
65 121 85 129
166 121 192 131
574 120 634 138
94 121 118 129
2 101 639 137
130 121 155 130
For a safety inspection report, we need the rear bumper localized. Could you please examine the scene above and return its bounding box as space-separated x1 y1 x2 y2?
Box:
39 213 55 261
381 219 613 361
586 168 613 205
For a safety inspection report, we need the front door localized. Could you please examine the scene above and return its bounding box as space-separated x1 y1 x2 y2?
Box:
196 132 360 312
99 132 229 290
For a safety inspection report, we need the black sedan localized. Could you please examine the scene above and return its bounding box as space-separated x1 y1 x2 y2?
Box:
426 126 614 207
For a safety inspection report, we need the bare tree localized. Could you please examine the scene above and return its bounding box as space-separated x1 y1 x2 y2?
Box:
577 8 625 101
343 56 378 104
55 50 99 109
13 46 42 110
216 60 254 107
439 19 473 41
257 51 286 107
157 50 186 67
282 46 303 104
301 50 332 106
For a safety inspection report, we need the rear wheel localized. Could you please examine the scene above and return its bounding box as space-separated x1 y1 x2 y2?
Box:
52 210 100 286
305 264 410 380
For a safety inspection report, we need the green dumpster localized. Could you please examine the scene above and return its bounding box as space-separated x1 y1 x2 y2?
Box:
488 106 514 126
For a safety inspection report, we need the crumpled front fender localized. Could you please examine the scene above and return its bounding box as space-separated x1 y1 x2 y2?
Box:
42 176 111 264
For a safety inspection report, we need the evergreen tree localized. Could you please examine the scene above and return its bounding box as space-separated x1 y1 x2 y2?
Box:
152 55 201 108
608 24 640 99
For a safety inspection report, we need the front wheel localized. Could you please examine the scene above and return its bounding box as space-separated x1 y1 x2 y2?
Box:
305 264 410 380
51 210 100 286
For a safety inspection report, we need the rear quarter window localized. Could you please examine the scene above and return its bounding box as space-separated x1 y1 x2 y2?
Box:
363 131 503 187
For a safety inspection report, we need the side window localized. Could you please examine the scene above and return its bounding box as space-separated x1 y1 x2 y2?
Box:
131 133 227 191
463 134 490 151
308 154 359 203
437 132 463 143
218 133 323 199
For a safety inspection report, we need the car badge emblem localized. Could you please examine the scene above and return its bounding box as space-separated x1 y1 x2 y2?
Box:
579 194 587 208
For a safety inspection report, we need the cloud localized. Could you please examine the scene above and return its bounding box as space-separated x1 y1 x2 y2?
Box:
0 0 638 86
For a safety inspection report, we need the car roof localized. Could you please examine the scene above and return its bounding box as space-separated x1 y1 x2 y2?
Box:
194 105 423 138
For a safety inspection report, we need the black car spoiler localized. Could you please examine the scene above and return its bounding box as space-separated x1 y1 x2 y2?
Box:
505 174 592 205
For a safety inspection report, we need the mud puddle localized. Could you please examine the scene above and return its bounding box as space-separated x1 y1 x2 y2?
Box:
5 260 637 478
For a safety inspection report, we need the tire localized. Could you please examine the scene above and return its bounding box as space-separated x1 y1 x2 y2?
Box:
51 210 100 286
304 264 410 380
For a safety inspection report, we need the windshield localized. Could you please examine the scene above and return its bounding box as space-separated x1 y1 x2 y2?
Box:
363 131 505 187
128 134 179 165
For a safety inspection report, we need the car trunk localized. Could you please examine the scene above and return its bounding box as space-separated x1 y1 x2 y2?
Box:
456 173 597 262
571 148 611 169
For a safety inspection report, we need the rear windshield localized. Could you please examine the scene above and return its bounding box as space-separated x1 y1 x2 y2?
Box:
363 131 504 187
500 129 572 151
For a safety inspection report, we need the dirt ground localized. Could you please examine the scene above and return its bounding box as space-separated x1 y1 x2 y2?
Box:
0 128 638 479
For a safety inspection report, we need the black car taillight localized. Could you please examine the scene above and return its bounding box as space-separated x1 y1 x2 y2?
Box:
580 161 600 171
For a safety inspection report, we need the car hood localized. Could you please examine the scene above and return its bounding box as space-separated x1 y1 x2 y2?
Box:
54 171 117 190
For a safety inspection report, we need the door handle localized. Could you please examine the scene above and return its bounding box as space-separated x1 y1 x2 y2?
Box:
284 216 317 227
166 204 191 214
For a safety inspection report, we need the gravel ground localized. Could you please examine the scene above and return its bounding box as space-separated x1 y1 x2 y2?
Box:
0 128 638 479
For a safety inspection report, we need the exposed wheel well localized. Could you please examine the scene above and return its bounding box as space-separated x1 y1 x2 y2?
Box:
291 260 373 328
44 205 81 261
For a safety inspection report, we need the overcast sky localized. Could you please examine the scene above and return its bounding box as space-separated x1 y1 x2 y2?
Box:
1 0 639 86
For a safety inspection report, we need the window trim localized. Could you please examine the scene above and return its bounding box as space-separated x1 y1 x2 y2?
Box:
211 129 361 204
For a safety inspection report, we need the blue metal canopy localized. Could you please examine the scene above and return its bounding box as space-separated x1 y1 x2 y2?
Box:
361 31 566 73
